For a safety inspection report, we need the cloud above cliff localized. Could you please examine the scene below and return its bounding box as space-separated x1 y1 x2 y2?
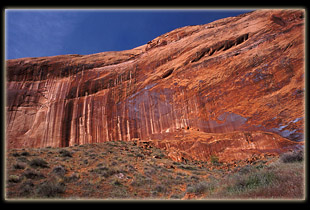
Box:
5 9 253 59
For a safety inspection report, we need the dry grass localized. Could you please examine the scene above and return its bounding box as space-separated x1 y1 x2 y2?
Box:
207 156 304 199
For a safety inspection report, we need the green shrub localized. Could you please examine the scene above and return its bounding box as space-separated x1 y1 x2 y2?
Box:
210 155 220 165
229 170 276 193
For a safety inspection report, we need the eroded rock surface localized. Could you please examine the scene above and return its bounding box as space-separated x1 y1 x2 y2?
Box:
6 10 304 162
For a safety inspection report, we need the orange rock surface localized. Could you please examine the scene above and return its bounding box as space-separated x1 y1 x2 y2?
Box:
6 9 304 162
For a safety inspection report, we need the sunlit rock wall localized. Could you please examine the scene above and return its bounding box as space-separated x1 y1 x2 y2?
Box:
6 10 304 153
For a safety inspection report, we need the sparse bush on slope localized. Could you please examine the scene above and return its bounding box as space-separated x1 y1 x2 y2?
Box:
280 149 303 163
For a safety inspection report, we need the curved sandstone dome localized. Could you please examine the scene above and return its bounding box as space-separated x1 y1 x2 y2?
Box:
6 9 304 162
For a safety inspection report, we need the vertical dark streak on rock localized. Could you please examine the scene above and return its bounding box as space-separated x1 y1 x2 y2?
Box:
75 102 80 145
62 100 74 147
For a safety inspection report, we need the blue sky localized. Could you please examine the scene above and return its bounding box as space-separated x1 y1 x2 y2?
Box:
5 9 253 60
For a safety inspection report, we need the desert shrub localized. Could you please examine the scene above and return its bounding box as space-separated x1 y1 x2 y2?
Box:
29 158 49 168
153 184 167 194
108 185 129 198
112 178 122 186
59 149 72 157
8 175 21 183
36 181 65 198
170 192 185 199
23 169 45 179
186 181 214 195
136 153 144 159
19 180 35 196
17 156 29 163
176 172 187 176
12 152 20 157
280 150 303 163
92 165 125 178
228 170 276 194
173 161 181 165
51 165 66 177
243 172 274 188
64 173 80 182
20 151 30 156
238 164 255 175
210 155 220 165
177 164 197 170
12 151 30 157
111 161 118 166
13 162 26 170
125 164 136 172
92 166 109 177
151 148 166 159
130 174 153 187
190 175 200 180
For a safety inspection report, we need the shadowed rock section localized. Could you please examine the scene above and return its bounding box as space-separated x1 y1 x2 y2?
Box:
6 10 304 162
191 33 249 63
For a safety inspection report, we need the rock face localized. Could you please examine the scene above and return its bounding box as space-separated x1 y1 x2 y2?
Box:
6 10 304 162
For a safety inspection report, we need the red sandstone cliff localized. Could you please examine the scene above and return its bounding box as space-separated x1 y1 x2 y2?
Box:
6 10 304 162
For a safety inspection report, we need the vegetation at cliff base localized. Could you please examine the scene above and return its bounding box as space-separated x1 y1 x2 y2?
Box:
6 141 304 200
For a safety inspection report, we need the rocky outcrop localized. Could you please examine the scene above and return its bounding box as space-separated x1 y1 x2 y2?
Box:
6 10 304 162
145 130 301 162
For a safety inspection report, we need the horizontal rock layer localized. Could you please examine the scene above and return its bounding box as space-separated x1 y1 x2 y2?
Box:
6 9 304 161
